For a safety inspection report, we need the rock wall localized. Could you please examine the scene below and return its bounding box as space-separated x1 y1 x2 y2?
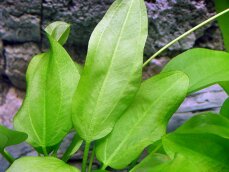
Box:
0 0 224 89
0 0 228 171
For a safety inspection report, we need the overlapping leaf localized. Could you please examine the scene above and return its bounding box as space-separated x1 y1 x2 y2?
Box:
14 23 80 149
96 71 189 169
0 125 27 151
220 98 229 119
7 157 80 172
130 153 198 172
72 0 148 142
214 0 229 52
163 48 229 94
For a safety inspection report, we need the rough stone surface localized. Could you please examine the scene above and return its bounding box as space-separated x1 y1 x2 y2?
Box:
167 85 228 131
0 0 224 89
0 0 41 42
4 43 40 89
145 0 213 57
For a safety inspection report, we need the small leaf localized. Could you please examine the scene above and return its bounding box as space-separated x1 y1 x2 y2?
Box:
14 32 80 148
220 98 229 119
45 21 70 45
163 48 229 94
6 157 80 172
72 0 148 142
0 125 27 151
96 71 189 169
214 0 229 51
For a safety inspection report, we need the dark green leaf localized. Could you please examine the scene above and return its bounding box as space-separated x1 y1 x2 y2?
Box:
220 98 229 119
214 0 229 51
72 0 148 142
96 71 189 169
6 157 80 172
0 125 27 151
163 48 229 94
45 21 70 45
14 33 80 148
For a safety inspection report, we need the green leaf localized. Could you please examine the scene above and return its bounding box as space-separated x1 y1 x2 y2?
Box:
6 157 80 172
214 0 229 51
221 98 229 119
162 133 229 171
72 0 148 142
45 21 70 45
0 125 27 151
163 48 229 94
13 33 80 148
130 153 199 172
174 112 229 139
96 71 189 169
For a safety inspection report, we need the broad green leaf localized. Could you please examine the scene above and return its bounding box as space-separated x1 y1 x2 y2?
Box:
96 71 189 169
221 98 229 119
162 133 229 171
163 48 229 94
72 0 148 142
45 21 70 45
214 0 229 51
0 125 27 151
7 157 80 172
14 34 80 148
174 112 229 138
130 153 199 172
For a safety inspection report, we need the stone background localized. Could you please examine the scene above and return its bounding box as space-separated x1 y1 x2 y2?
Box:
0 0 228 171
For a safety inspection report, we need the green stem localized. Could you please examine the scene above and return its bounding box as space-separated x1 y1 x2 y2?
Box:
143 8 229 67
62 134 79 162
1 150 15 164
82 142 91 172
88 145 95 172
42 146 48 156
101 164 107 170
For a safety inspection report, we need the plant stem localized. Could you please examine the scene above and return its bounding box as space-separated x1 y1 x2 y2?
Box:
88 145 95 172
82 142 91 172
42 146 48 156
62 134 80 162
1 150 15 164
101 164 107 170
143 8 229 67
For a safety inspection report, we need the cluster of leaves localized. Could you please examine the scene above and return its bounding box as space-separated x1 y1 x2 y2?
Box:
0 0 229 171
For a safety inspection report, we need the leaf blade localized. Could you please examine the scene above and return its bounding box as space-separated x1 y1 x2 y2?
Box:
14 33 80 148
72 0 148 141
6 157 80 172
96 71 189 169
163 48 229 94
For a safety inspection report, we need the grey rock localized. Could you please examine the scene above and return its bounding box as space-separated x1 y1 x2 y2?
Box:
168 85 228 132
0 0 41 42
4 43 40 89
145 0 211 57
0 82 24 128
0 40 3 74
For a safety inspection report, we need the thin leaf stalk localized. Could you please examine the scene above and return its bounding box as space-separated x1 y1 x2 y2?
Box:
1 149 15 164
62 134 80 162
42 146 48 156
82 141 91 172
88 145 95 172
143 8 229 67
